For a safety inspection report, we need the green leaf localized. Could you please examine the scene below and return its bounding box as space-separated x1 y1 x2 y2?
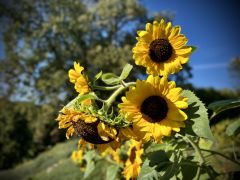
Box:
178 161 199 180
181 90 214 140
85 159 116 180
94 71 102 81
138 158 159 180
101 64 133 85
225 118 240 136
119 63 133 80
65 93 98 110
106 164 120 180
160 153 182 180
83 151 96 179
76 92 98 104
101 73 121 85
208 99 240 118
139 150 169 180
188 46 197 53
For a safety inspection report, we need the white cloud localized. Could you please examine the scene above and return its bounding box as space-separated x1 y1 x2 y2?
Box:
193 63 228 70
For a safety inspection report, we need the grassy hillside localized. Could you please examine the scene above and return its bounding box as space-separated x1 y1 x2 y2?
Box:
0 139 84 180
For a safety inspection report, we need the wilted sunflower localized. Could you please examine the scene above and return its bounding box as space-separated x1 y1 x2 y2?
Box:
123 140 143 180
56 107 119 151
119 75 188 143
133 19 192 76
68 61 90 95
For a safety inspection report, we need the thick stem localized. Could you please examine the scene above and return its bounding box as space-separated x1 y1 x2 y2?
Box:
104 82 136 111
93 84 122 91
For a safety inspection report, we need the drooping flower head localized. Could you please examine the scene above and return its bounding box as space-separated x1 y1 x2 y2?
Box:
68 61 90 95
123 140 143 180
119 75 188 143
133 19 192 76
56 106 120 152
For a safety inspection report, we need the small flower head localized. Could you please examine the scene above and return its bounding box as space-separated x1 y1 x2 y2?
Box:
68 61 90 95
123 140 143 180
133 19 192 76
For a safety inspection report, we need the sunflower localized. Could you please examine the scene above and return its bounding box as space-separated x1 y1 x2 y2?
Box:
56 107 119 150
133 19 192 76
123 140 143 180
68 61 90 95
119 75 188 143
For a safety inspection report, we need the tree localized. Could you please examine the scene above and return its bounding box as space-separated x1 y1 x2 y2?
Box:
229 57 240 89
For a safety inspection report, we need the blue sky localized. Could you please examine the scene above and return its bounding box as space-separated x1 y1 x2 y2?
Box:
141 0 240 89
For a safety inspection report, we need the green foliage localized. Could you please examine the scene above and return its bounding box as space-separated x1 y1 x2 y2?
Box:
106 164 120 180
83 151 96 179
139 138 221 180
101 73 120 85
101 63 133 85
0 99 33 169
0 140 80 180
208 99 240 119
181 90 214 140
0 98 63 169
225 118 240 136
188 45 197 53
119 63 133 80
207 119 240 178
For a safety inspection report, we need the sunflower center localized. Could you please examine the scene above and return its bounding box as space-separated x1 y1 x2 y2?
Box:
149 39 173 62
140 95 168 122
72 120 113 144
129 147 137 163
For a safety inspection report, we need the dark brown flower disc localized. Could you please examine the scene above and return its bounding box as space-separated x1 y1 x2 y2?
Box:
129 147 137 163
72 120 113 144
149 39 173 63
141 95 168 122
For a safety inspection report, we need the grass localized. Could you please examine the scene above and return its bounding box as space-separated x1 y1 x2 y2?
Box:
0 139 84 180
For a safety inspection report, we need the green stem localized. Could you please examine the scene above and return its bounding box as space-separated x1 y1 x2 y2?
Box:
93 84 122 91
200 148 240 166
176 134 205 166
104 82 136 111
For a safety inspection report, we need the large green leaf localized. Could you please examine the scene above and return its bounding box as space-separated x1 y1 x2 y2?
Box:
181 90 214 140
138 150 169 180
177 160 199 180
159 153 182 180
208 99 240 118
138 158 159 180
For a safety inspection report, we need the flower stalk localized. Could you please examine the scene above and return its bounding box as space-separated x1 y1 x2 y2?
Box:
104 82 136 111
